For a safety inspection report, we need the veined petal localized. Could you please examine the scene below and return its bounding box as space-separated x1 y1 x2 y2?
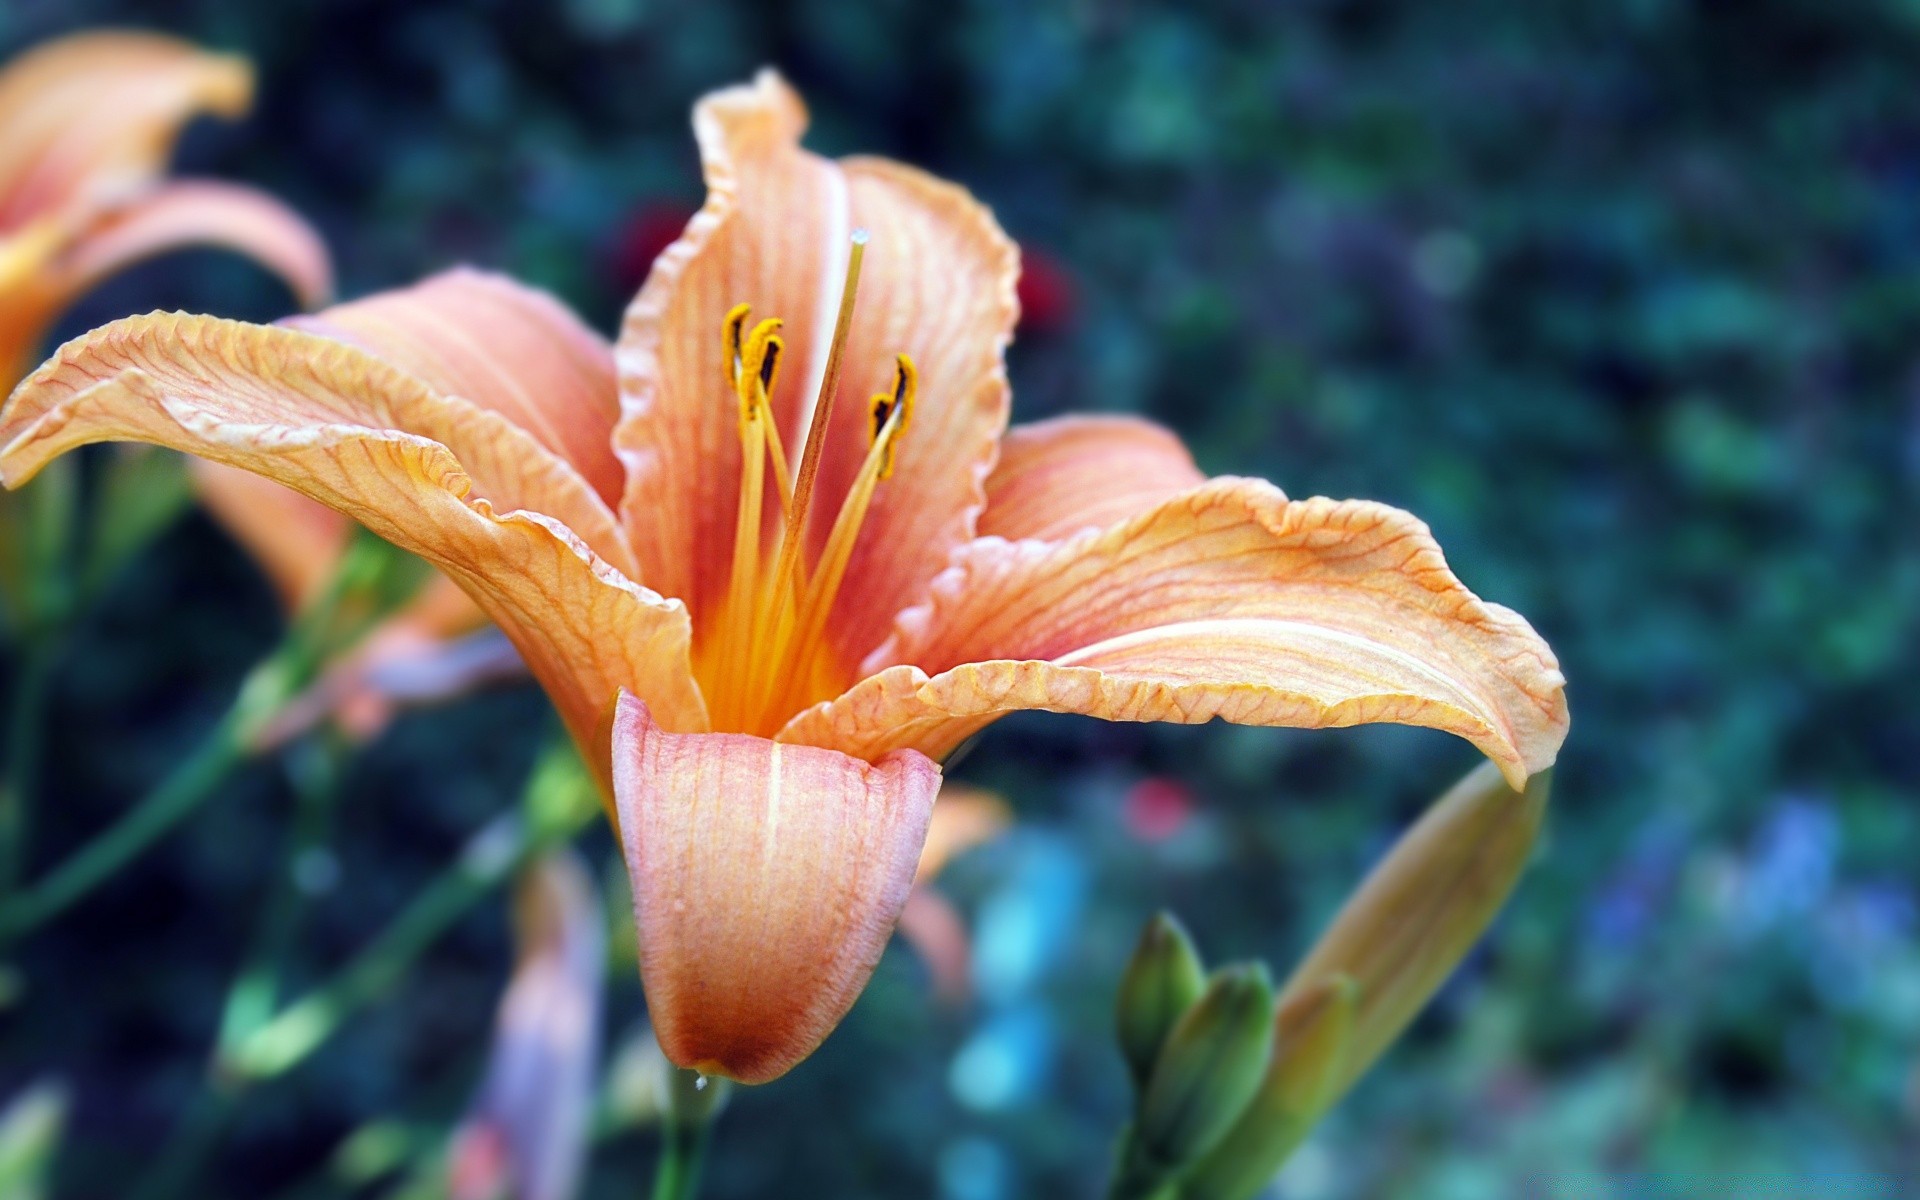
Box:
0 31 253 229
612 693 939 1084
784 479 1567 787
295 270 623 509
615 70 1018 674
54 180 332 310
0 313 705 787
978 415 1205 543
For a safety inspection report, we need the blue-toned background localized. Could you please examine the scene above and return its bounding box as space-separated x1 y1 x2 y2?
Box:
2 0 1918 1196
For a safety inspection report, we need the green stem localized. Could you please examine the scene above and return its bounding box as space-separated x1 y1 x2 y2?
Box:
0 693 259 941
0 637 57 900
651 1068 729 1200
1107 1127 1180 1200
0 531 420 944
651 1119 714 1200
129 738 351 1200
219 736 347 1051
127 1084 240 1200
223 800 594 1083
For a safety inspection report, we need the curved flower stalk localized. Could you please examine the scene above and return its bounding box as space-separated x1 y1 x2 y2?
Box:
0 71 1568 1084
0 30 331 390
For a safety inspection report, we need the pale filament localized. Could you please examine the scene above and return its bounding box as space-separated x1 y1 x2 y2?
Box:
697 230 917 735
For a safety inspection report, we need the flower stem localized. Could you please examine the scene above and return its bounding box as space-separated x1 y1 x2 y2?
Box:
222 745 599 1083
131 738 349 1200
652 1069 729 1200
0 637 57 900
0 691 260 941
0 532 424 944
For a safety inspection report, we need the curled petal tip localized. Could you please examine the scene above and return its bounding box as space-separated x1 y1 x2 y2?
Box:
613 692 940 1083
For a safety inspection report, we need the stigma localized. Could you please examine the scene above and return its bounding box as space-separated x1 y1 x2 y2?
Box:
696 231 918 734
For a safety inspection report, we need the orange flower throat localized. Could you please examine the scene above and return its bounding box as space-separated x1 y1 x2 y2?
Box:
694 230 917 736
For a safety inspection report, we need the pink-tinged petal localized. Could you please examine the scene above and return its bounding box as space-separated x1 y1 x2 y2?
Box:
54 180 332 310
0 32 253 229
614 72 834 614
978 415 1206 543
0 313 705 790
896 888 971 1003
897 783 1006 1003
783 479 1567 787
615 71 1019 681
450 851 604 1200
803 154 1019 675
613 693 939 1084
295 270 623 509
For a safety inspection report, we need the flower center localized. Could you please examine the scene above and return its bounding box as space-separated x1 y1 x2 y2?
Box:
695 230 917 735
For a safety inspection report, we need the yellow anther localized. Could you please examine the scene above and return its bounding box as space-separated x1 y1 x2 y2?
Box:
867 354 917 479
734 317 785 422
722 303 753 384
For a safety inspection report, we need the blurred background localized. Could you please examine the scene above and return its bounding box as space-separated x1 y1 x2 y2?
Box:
2 0 1918 1196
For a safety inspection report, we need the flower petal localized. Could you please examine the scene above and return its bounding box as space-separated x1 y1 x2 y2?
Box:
54 180 332 309
612 693 939 1084
784 479 1567 787
0 312 705 784
450 850 604 1200
615 70 1018 677
295 269 623 509
978 415 1205 543
0 31 253 228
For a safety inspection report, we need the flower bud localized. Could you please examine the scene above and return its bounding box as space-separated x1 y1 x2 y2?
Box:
1177 976 1357 1200
1177 761 1548 1200
1134 964 1276 1173
1116 912 1208 1089
1288 762 1548 1095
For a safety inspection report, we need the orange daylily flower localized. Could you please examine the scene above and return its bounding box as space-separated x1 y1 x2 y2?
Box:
0 71 1568 1084
0 30 331 390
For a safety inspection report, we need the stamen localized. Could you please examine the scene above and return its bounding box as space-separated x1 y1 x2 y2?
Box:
866 356 917 480
716 315 783 727
723 302 752 384
754 230 870 687
761 353 918 725
776 231 868 559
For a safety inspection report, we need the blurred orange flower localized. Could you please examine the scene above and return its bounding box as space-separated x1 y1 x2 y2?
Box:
0 30 330 390
0 71 1567 1084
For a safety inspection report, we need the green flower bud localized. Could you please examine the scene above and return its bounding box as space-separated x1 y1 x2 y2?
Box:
1116 912 1208 1089
1135 964 1276 1174
1178 761 1549 1200
1178 975 1357 1200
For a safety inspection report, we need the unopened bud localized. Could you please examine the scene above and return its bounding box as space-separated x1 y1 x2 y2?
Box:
1116 912 1208 1089
1178 975 1357 1200
1176 761 1548 1200
1288 762 1548 1096
1135 964 1275 1173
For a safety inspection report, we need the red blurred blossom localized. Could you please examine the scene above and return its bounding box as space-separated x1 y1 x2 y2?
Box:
1016 242 1078 335
1124 776 1195 843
